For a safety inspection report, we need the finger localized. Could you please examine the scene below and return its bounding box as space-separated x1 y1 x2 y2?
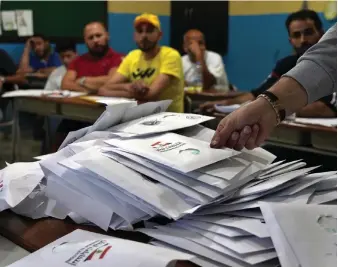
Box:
233 126 252 151
225 131 240 149
210 120 228 148
245 124 260 150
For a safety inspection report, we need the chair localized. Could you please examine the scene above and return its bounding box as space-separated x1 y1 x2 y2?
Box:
0 84 19 162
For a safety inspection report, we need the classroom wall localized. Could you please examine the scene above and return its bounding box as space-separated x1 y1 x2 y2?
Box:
0 1 335 90
107 1 336 90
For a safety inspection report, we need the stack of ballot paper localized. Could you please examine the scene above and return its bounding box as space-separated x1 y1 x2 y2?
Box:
7 229 197 267
0 99 337 267
139 161 337 267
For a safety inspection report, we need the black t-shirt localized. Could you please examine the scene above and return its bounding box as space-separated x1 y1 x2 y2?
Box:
0 49 17 94
251 54 336 113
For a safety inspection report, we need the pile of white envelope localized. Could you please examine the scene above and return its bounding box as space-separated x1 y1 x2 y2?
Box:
0 99 337 267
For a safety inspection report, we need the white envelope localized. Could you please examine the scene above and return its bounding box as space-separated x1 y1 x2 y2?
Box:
75 152 194 219
185 215 270 238
0 162 44 211
168 222 277 265
260 203 337 267
140 228 278 267
111 112 214 137
120 100 172 123
105 133 237 173
308 189 337 204
8 229 195 267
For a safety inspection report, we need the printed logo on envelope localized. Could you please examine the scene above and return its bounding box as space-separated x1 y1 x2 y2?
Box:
0 181 3 192
53 240 112 266
151 141 185 152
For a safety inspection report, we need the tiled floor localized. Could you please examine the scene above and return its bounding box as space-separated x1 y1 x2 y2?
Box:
0 130 41 169
0 235 30 266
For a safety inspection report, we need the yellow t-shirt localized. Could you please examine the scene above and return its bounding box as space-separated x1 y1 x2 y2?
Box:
117 46 184 113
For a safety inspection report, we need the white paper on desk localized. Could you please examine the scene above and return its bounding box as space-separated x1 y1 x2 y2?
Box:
1 11 17 30
261 160 285 172
185 215 270 238
75 151 194 219
58 126 91 150
295 117 337 127
121 100 172 123
314 175 337 191
178 219 250 238
87 101 137 134
81 95 136 106
214 104 240 114
111 112 214 137
58 147 150 225
1 89 44 98
15 10 33 36
258 159 303 179
260 203 337 267
164 222 277 264
105 133 237 173
0 161 44 211
103 150 215 203
277 171 336 196
308 189 337 204
140 228 277 267
103 147 224 197
259 203 301 267
8 229 195 267
58 148 158 218
196 187 315 214
237 166 319 197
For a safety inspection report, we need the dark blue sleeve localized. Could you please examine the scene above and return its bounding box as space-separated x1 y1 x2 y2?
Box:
29 54 40 71
51 53 62 67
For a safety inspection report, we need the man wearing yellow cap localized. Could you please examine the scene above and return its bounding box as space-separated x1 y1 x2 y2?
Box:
98 13 184 113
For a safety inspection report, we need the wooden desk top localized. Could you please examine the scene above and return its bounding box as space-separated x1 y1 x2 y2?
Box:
27 96 104 107
0 210 149 253
0 211 197 266
212 112 337 134
185 91 243 101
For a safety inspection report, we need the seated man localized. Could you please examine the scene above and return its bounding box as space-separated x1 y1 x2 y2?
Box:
99 13 184 113
200 10 336 118
0 49 26 94
44 41 77 90
61 21 123 92
17 34 62 78
52 22 123 151
182 29 229 92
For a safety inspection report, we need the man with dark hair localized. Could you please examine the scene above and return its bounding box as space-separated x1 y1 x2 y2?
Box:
44 41 77 90
200 9 336 118
61 21 123 92
17 34 62 77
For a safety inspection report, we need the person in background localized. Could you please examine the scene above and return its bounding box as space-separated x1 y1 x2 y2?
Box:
98 13 184 113
44 41 77 90
210 24 337 151
61 21 123 92
17 34 62 77
52 21 123 151
200 10 336 118
182 29 229 92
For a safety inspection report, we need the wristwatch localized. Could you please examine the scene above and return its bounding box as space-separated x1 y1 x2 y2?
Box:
257 91 286 125
78 76 86 86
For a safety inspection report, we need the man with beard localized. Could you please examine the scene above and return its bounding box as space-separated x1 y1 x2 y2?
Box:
61 21 123 92
200 10 336 118
17 34 62 77
52 22 123 151
98 13 184 113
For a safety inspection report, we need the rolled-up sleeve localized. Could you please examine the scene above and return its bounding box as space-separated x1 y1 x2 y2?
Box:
283 24 337 104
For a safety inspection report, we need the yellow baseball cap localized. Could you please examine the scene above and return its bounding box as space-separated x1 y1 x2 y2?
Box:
134 13 161 31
